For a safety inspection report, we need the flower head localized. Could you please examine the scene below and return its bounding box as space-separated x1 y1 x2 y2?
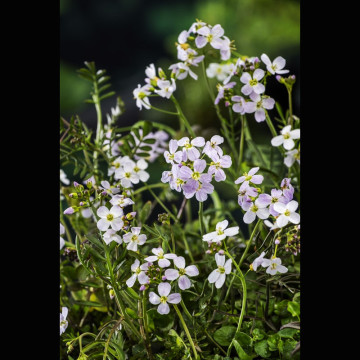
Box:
145 248 177 268
203 220 239 243
60 307 68 335
271 125 300 150
103 229 122 245
240 69 265 95
261 54 289 75
149 282 181 315
273 200 300 228
208 253 232 288
261 257 288 275
126 259 149 287
122 227 147 251
251 252 266 271
96 206 124 232
164 256 199 290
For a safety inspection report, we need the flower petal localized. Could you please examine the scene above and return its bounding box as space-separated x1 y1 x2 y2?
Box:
126 274 137 288
149 292 160 305
138 272 150 284
178 275 191 290
167 293 181 304
215 274 226 288
174 256 186 269
164 269 179 280
224 226 239 237
287 200 299 212
215 253 225 266
224 259 232 274
157 302 170 315
185 265 199 277
97 206 109 218
158 258 171 268
97 218 110 231
208 269 220 283
243 210 256 224
158 282 171 297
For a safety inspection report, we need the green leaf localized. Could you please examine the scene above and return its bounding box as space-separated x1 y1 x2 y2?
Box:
85 235 103 250
213 326 236 346
282 339 298 359
125 307 138 319
254 340 271 358
252 328 265 341
287 301 300 318
136 152 151 158
139 146 153 152
267 334 281 352
233 339 254 360
125 287 141 300
142 120 152 136
143 138 156 144
76 264 89 282
277 328 299 339
139 201 152 224
98 83 112 94
74 300 104 307
99 91 116 101
131 127 141 141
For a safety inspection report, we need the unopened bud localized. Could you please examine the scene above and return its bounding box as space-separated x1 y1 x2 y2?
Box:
79 202 85 206
69 192 78 199
147 262 153 267
162 276 167 281
224 101 230 107
156 268 160 272
206 250 212 254
101 191 107 196
73 181 80 188
275 239 280 245
126 212 136 220
249 65 255 71
140 285 146 291
109 289 115 299
64 207 75 215
218 250 225 255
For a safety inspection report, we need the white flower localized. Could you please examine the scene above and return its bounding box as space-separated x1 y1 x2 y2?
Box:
243 200 270 224
261 257 288 275
154 79 177 99
164 139 183 165
169 62 198 80
195 24 225 49
96 206 124 231
178 136 205 161
177 47 204 66
122 227 147 251
271 125 300 150
202 220 239 243
202 135 224 158
145 247 177 268
132 159 150 182
103 229 122 245
99 180 120 196
149 282 181 315
133 84 151 110
260 54 289 75
108 155 131 176
60 307 68 335
284 149 300 168
60 223 65 250
240 69 265 95
208 253 232 289
110 194 135 208
251 252 266 271
273 200 300 228
206 63 233 82
264 220 279 231
235 167 264 186
164 256 199 290
60 169 70 185
126 259 149 287
114 161 140 188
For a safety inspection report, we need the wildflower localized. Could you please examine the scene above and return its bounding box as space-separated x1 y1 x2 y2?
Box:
208 253 232 289
177 137 205 161
60 307 68 335
206 63 233 82
237 182 258 208
64 207 75 215
182 178 214 202
60 223 65 250
261 257 288 275
96 205 124 231
214 81 236 105
271 125 300 150
108 156 131 176
155 79 177 99
244 92 275 123
164 139 183 165
132 159 150 182
164 256 199 290
260 54 289 75
126 259 150 287
144 63 158 86
264 220 279 231
251 252 266 271
133 84 151 110
145 247 177 268
169 62 198 80
216 36 232 60
179 159 209 184
114 161 140 188
122 227 147 251
240 69 265 95
273 200 300 227
83 175 96 188
223 58 245 84
149 282 181 315
99 180 120 196
103 229 122 245
177 47 204 66
235 167 264 186
60 169 70 185
284 149 300 168
231 95 247 114
202 220 239 242
110 194 135 208
208 152 232 181
195 24 225 49
243 201 270 224
255 189 286 217
202 135 224 158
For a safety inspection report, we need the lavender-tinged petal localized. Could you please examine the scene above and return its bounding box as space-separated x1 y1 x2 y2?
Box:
174 256 186 269
164 269 180 280
158 282 171 297
158 258 171 268
243 210 256 224
254 109 266 122
255 193 272 206
250 175 264 184
157 303 170 315
149 292 160 305
178 275 191 290
185 265 199 277
167 293 181 304
195 35 207 48
208 269 220 283
194 159 206 173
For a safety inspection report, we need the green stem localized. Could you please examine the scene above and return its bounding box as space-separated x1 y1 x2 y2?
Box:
224 219 262 303
287 88 293 126
144 183 178 222
169 223 176 253
204 329 227 356
132 182 167 195
180 300 193 321
198 201 204 237
238 115 245 172
171 96 195 137
173 304 198 359
182 232 195 263
93 79 103 182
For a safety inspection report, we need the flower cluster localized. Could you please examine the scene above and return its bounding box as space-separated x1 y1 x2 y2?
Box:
235 169 300 228
133 20 234 110
161 135 231 202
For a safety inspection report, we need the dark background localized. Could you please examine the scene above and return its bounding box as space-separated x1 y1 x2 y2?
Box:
60 0 300 135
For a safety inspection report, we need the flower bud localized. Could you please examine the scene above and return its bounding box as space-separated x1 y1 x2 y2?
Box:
101 191 107 196
126 212 136 220
79 202 85 206
158 67 166 79
275 239 280 245
140 285 146 291
73 181 79 188
206 250 212 254
224 101 230 107
218 250 225 255
109 289 115 299
162 276 167 281
64 207 75 215
69 193 78 199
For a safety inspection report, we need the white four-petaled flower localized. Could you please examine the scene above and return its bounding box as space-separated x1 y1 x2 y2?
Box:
126 259 149 287
261 257 288 275
122 227 147 251
145 247 177 268
271 125 300 150
164 256 199 290
261 54 289 75
97 206 124 231
202 220 239 243
60 307 68 335
240 69 265 95
273 200 300 228
208 253 232 288
103 229 122 245
149 282 181 315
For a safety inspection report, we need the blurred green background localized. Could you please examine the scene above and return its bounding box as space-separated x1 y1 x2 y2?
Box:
60 0 299 133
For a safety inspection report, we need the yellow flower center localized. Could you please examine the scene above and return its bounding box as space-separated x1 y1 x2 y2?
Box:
179 268 186 276
218 266 225 274
283 133 290 139
250 205 258 213
107 214 114 221
160 296 168 303
131 235 139 242
125 172 131 178
192 171 201 180
135 267 141 274
284 209 291 216
249 79 258 86
134 166 140 172
180 43 190 50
